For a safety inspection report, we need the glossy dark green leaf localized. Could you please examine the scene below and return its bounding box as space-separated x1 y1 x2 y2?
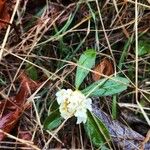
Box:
84 111 111 148
44 109 63 131
82 76 129 97
75 49 96 89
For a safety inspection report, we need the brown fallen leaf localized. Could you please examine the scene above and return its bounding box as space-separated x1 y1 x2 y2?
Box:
92 58 114 81
0 0 10 30
0 109 21 140
0 72 40 141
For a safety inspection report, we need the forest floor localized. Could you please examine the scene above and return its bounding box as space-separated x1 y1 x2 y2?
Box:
0 0 150 149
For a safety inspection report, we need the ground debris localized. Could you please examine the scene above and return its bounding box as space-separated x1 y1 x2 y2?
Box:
92 104 150 150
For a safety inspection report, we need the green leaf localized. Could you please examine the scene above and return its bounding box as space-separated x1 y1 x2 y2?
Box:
26 64 38 80
138 40 150 56
75 49 96 89
82 76 129 97
44 109 63 131
84 111 111 148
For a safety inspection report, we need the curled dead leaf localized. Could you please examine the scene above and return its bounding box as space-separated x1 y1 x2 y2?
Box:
92 58 114 81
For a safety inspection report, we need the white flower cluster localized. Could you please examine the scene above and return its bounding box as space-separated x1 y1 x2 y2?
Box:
56 89 92 124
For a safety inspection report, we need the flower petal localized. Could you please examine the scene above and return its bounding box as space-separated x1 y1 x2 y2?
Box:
56 89 92 124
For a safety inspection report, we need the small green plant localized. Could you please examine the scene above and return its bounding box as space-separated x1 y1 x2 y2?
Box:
44 49 129 148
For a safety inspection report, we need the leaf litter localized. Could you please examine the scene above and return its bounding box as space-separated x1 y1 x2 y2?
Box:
0 0 150 149
92 104 150 150
0 71 40 142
